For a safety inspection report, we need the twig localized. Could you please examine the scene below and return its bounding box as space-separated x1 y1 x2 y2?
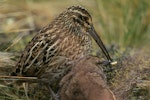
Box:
0 76 47 83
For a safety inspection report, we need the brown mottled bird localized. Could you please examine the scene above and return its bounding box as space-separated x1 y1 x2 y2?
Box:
11 6 112 98
60 56 116 100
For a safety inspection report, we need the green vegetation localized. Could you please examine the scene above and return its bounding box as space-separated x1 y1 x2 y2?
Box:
0 0 149 100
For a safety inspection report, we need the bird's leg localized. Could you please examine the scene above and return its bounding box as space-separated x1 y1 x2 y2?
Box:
47 85 59 100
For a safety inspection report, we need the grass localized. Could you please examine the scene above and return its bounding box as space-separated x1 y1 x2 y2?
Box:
0 0 150 99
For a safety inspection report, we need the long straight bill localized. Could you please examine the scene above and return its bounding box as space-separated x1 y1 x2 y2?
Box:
89 26 112 62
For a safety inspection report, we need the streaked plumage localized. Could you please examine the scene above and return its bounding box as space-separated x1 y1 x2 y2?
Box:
11 6 112 85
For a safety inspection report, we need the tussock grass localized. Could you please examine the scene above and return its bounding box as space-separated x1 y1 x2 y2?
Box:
0 0 150 99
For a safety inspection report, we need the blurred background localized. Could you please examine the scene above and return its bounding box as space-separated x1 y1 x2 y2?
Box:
0 0 150 100
0 0 150 52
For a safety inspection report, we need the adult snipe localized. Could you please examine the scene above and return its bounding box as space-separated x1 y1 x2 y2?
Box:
11 6 112 98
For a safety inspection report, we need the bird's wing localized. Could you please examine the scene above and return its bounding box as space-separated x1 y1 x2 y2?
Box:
15 30 60 77
38 56 72 84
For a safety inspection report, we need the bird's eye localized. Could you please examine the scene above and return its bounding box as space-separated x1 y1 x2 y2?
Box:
80 15 88 20
86 21 90 25
79 15 84 20
78 15 88 21
78 15 90 25
73 17 82 24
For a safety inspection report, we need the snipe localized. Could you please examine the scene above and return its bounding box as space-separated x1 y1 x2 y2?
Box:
11 6 113 99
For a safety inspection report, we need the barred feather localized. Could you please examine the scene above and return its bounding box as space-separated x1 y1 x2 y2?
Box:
12 6 93 84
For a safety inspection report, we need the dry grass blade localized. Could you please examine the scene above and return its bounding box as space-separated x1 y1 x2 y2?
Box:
0 52 16 70
0 0 150 100
0 76 49 84
4 29 34 51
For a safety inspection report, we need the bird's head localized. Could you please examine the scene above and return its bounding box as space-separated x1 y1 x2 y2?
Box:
55 6 112 63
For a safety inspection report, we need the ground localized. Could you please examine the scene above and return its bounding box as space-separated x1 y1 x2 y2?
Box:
0 0 150 100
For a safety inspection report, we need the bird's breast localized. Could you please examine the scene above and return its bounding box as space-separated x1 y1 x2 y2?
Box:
59 34 92 60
